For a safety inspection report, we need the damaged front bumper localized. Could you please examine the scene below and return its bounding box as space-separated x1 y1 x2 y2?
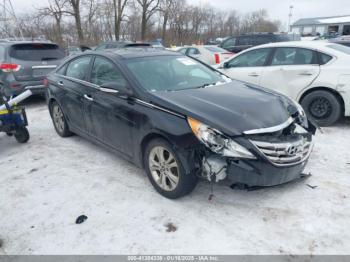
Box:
201 122 314 187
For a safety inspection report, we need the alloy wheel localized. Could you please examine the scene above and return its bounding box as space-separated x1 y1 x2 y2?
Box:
148 146 179 191
52 104 65 133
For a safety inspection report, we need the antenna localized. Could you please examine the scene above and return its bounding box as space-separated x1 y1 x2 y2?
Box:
288 5 294 32
0 0 24 39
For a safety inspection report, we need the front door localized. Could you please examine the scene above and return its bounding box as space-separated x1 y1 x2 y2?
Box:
59 55 93 134
220 48 272 85
85 56 134 157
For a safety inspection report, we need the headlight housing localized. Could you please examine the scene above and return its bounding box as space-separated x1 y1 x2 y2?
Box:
292 100 308 127
187 117 256 159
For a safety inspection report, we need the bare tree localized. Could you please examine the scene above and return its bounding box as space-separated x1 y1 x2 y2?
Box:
112 0 129 40
136 0 160 40
38 0 66 45
64 0 84 43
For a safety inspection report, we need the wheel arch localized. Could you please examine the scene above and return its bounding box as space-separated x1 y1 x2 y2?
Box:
139 132 173 168
298 86 345 116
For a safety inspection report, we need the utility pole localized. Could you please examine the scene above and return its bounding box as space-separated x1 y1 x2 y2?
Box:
0 0 23 39
288 5 294 32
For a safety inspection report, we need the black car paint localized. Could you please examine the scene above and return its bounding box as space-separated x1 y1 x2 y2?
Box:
47 50 313 188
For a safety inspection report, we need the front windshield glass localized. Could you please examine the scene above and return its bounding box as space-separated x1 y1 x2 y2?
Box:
125 55 225 92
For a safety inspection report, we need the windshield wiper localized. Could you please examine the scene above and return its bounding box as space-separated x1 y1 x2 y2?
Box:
195 82 218 89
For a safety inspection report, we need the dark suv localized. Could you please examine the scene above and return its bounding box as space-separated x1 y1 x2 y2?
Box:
0 41 65 97
219 33 291 53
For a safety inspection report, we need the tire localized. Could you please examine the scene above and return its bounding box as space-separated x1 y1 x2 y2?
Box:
301 90 342 126
50 101 73 137
144 138 198 199
14 127 30 143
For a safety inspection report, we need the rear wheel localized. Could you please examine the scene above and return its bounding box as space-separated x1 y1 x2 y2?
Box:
144 138 198 199
301 90 342 126
50 101 73 137
15 127 30 143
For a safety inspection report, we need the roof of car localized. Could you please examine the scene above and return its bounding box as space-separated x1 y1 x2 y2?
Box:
248 41 336 50
0 41 58 46
237 40 350 57
96 48 181 59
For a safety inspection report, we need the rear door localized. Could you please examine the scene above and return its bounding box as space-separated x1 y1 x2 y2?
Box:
259 47 320 99
220 48 272 85
235 36 254 52
57 55 93 134
9 43 65 82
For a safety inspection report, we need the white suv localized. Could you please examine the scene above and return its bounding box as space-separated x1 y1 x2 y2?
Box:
217 41 350 126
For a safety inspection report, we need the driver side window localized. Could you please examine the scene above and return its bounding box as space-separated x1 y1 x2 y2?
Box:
90 57 127 87
227 48 271 68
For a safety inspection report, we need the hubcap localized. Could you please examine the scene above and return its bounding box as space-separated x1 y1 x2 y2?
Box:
309 97 332 119
148 146 179 191
52 104 65 133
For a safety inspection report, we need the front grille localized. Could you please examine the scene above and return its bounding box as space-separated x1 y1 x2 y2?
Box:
250 137 312 166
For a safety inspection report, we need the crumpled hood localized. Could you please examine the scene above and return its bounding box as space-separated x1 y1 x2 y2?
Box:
149 80 297 136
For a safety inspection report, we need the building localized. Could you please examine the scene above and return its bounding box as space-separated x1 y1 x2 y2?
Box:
291 15 350 36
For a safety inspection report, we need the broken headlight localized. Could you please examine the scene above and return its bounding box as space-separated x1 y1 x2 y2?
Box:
187 117 256 159
292 100 308 127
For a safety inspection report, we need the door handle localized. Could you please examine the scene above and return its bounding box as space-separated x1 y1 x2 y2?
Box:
84 94 94 101
248 73 259 77
57 81 64 86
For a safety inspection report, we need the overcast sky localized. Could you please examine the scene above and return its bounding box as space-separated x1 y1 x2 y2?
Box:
11 0 350 31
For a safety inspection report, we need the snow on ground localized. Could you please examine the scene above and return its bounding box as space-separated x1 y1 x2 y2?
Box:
0 97 350 255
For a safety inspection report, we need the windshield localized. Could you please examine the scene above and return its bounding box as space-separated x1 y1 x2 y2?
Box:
125 55 225 92
327 44 350 54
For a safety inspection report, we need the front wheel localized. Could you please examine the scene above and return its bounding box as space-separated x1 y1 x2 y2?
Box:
144 138 198 199
301 90 342 126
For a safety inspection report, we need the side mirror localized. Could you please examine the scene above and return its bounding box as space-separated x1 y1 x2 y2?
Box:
223 62 230 69
99 81 133 97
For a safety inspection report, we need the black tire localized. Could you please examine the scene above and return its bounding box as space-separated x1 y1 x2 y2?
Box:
144 138 198 199
14 127 30 143
301 90 342 126
50 101 73 137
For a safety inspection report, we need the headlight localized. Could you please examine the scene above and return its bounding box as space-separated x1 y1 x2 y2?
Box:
187 117 256 159
292 100 308 127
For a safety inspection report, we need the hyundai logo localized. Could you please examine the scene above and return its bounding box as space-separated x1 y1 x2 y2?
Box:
286 145 302 156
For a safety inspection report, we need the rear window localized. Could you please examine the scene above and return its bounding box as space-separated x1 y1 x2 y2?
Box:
326 44 350 55
318 52 333 65
9 44 65 61
204 46 227 53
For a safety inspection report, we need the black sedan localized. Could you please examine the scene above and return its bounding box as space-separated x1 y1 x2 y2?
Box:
46 49 315 199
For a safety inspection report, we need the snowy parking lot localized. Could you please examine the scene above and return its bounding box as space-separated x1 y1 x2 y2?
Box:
0 97 350 255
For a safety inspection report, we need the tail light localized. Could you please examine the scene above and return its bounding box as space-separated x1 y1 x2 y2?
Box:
43 78 49 87
0 63 21 72
214 54 220 64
